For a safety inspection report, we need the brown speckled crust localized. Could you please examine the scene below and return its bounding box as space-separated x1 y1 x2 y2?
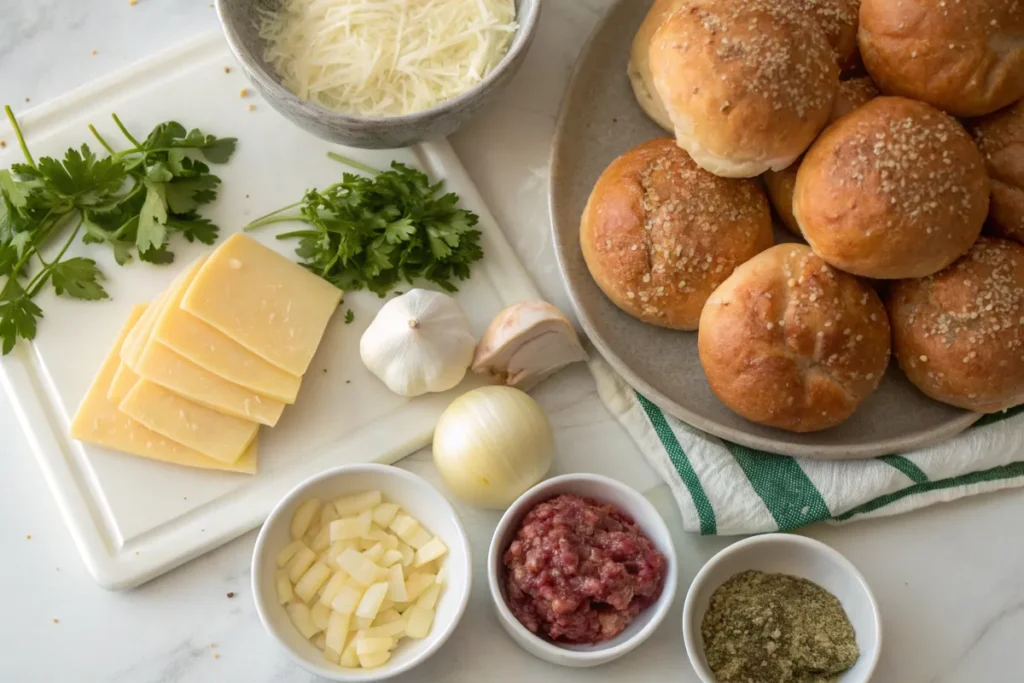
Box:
762 76 880 237
889 238 1024 413
648 0 839 177
698 244 891 432
628 0 685 132
968 99 1024 244
793 0 862 76
794 97 990 279
858 0 1024 118
581 138 774 330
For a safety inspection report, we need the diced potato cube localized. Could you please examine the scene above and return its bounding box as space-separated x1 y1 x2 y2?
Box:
310 525 332 552
291 499 321 540
404 572 436 602
319 504 340 528
371 503 400 528
314 632 327 650
416 584 441 611
334 490 382 517
404 607 435 639
436 566 448 585
382 534 399 551
357 538 377 551
323 647 341 664
356 636 393 656
302 527 319 548
386 564 408 602
311 601 332 631
358 650 391 669
319 571 349 607
276 539 306 568
380 549 403 568
326 610 350 653
362 524 391 542
406 526 433 550
287 602 320 639
373 608 402 626
355 582 389 620
362 543 385 564
397 541 415 567
414 537 448 568
275 570 293 605
330 517 366 542
379 598 394 613
331 583 365 615
388 514 420 543
353 616 373 631
337 548 386 586
295 562 332 603
392 602 411 614
287 547 318 583
363 620 406 639
340 640 360 668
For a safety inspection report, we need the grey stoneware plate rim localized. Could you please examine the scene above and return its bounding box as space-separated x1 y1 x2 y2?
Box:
548 0 981 460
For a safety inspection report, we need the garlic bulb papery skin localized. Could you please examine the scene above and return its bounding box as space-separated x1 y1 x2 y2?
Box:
359 288 476 397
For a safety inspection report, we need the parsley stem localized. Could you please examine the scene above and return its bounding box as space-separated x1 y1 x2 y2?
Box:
88 124 117 155
245 213 305 231
326 152 380 175
4 105 36 169
111 113 142 149
27 215 83 297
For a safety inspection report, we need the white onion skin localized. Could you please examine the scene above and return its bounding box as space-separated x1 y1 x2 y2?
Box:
432 386 555 509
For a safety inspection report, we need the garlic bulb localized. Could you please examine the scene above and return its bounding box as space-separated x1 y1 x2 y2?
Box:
360 289 476 397
433 386 555 509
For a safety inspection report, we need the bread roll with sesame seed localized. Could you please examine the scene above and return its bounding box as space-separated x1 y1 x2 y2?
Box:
763 77 881 236
629 0 685 132
859 0 1024 118
580 138 774 331
647 0 839 178
968 98 1024 244
889 238 1024 413
698 244 891 432
794 96 990 279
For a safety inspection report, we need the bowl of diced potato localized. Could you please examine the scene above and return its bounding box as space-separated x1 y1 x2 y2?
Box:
252 463 471 681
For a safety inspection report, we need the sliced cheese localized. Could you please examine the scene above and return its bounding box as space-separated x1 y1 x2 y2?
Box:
121 285 172 367
107 362 140 403
180 234 342 376
118 380 260 464
69 305 257 475
134 341 286 427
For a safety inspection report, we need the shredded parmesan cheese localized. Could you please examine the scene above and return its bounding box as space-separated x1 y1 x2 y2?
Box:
260 0 518 117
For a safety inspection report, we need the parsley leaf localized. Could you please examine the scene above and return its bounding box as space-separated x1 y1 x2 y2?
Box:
246 154 483 297
344 309 354 324
50 257 108 300
137 180 168 254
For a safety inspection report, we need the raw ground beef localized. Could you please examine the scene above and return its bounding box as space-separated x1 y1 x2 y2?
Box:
503 494 667 644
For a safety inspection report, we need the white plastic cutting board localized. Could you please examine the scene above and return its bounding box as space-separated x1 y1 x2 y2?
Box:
0 33 539 590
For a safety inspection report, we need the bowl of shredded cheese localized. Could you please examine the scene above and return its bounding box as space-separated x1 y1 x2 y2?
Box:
216 0 541 148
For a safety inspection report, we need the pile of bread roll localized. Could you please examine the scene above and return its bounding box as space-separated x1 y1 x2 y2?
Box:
582 0 1024 433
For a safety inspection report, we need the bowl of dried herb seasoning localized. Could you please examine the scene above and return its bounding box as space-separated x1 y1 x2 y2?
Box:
682 534 881 683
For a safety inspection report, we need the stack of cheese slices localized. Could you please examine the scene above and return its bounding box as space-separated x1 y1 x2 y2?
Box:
70 233 343 474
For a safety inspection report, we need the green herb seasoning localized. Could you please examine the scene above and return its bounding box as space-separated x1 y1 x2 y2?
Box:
701 570 859 683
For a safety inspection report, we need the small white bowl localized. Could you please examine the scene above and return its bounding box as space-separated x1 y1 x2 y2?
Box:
683 534 882 683
487 473 678 668
252 464 471 682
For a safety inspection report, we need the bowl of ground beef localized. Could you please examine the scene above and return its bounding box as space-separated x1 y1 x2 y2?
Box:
487 473 677 667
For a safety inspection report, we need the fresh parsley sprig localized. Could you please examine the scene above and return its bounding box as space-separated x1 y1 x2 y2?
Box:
0 105 236 354
245 153 483 297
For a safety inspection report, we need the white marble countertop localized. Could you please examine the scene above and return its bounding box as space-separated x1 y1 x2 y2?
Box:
1 1 1022 681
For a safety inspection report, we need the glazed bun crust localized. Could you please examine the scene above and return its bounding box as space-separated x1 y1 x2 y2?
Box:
889 238 1024 413
794 97 990 279
763 77 881 235
969 99 1024 244
581 138 774 330
698 244 891 433
648 0 839 178
628 0 684 131
859 0 1024 117
798 0 863 76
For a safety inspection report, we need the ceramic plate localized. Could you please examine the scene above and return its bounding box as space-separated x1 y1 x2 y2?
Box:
548 0 980 459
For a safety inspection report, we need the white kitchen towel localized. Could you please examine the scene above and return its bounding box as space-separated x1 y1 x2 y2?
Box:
591 356 1024 535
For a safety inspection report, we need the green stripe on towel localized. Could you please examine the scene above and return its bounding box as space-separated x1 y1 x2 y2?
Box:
973 404 1024 428
636 393 717 535
877 455 929 484
834 461 1024 521
726 444 831 531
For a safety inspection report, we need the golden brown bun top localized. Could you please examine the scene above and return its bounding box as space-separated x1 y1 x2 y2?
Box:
580 138 773 330
629 0 685 131
859 0 1024 117
698 244 890 432
969 98 1024 242
794 96 990 279
793 0 862 74
649 0 839 177
889 237 1024 413
831 76 881 121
